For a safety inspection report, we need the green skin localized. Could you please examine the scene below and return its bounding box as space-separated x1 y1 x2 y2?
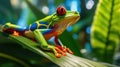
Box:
3 10 80 57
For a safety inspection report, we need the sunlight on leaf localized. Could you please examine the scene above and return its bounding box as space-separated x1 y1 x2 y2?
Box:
91 0 120 63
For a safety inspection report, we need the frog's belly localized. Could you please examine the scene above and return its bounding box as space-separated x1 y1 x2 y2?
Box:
24 31 35 39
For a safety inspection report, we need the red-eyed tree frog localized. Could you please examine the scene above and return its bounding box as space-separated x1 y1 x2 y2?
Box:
2 6 80 58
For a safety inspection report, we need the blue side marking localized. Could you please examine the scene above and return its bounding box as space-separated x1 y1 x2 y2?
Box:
30 23 38 31
25 26 29 31
15 27 26 31
42 29 52 34
25 22 53 31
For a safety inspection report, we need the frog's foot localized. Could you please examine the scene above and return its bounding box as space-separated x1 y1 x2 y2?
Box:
53 45 73 58
56 45 73 54
2 25 20 36
55 47 67 56
13 31 19 36
47 45 61 58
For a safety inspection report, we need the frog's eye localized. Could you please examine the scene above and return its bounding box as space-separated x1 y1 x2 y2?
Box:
57 6 66 16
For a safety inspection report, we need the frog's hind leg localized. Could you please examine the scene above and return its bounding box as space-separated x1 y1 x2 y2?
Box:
2 22 24 30
2 22 26 36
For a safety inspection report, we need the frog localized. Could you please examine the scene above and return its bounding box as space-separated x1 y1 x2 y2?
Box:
2 6 80 58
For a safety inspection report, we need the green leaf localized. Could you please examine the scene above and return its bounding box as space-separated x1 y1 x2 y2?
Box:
91 0 120 63
0 30 110 67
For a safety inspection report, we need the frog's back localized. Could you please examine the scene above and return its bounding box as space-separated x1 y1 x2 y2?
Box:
25 21 53 31
24 21 53 39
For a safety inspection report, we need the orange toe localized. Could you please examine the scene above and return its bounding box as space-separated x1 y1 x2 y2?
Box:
62 48 67 52
69 52 74 54
13 31 19 36
55 53 61 58
66 48 74 54
62 53 67 56
55 47 67 56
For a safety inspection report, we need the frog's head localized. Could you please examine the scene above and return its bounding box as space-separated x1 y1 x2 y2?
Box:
51 6 80 34
51 6 80 25
42 6 80 34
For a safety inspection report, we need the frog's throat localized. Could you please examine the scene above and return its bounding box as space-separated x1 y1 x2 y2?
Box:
54 16 80 35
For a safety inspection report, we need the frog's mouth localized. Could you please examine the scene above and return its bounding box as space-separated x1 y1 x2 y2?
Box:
54 16 80 35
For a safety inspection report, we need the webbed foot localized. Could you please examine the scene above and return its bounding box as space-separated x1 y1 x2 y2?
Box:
2 23 20 36
56 45 73 54
53 45 73 58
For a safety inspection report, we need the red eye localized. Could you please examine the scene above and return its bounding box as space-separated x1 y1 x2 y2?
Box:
57 6 66 16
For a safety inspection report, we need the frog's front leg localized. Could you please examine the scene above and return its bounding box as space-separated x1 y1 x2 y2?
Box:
33 29 66 58
43 28 73 55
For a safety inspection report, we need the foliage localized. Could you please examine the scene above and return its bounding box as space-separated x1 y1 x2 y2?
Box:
91 0 120 63
0 0 20 24
0 0 119 66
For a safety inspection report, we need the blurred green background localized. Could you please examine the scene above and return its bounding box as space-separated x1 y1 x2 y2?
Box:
0 0 120 67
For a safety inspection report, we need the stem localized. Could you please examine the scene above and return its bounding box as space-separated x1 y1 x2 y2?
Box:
104 0 114 62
